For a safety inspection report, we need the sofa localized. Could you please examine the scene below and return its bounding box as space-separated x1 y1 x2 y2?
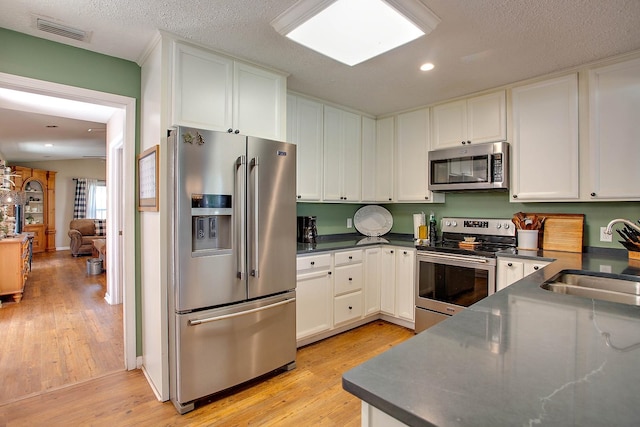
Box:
68 219 106 256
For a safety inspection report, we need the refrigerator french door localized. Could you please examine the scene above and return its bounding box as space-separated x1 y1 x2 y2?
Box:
168 128 297 413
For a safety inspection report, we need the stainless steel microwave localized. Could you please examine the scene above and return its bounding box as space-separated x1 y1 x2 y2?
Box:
428 141 509 191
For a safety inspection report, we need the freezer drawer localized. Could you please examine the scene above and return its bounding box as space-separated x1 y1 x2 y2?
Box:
173 292 296 407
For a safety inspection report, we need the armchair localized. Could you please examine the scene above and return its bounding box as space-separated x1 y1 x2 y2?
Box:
68 219 106 256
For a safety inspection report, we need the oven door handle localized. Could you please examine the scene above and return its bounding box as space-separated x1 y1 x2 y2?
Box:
417 251 489 264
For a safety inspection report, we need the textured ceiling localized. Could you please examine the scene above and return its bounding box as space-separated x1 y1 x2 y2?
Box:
1 0 640 161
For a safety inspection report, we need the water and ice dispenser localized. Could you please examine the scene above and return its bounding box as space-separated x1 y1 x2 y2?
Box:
191 194 232 253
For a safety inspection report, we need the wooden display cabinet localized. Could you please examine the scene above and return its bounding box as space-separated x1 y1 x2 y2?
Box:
12 166 56 253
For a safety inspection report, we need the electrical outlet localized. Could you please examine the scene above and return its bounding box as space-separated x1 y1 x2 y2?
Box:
600 226 612 242
347 218 353 228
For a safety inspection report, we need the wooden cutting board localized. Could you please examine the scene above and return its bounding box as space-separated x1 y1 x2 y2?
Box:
524 213 585 253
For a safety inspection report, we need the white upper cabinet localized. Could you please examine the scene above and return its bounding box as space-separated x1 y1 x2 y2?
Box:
233 62 286 140
172 41 286 140
432 91 506 150
362 116 394 203
287 94 324 201
323 105 362 202
588 57 640 200
511 74 579 201
172 42 233 131
395 108 445 203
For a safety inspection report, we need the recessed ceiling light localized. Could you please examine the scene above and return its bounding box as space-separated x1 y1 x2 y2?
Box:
44 143 54 147
271 0 440 66
420 62 435 71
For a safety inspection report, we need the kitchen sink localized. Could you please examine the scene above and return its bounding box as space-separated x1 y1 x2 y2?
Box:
541 270 640 306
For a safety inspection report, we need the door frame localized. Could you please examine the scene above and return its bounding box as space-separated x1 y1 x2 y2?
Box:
0 72 137 370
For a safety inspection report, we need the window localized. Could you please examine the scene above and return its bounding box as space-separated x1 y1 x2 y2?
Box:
94 184 107 219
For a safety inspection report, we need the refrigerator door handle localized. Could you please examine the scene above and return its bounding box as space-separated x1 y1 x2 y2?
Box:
236 155 246 279
250 156 259 278
187 297 296 325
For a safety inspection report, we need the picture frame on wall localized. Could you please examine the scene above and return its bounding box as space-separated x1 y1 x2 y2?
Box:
138 145 159 211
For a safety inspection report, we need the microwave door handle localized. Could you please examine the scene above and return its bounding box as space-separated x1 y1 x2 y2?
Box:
236 156 246 279
250 157 259 278
419 251 489 264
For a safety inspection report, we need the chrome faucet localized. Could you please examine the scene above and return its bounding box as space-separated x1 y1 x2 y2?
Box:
604 218 640 235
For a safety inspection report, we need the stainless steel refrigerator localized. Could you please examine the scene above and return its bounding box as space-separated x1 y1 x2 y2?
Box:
168 127 297 414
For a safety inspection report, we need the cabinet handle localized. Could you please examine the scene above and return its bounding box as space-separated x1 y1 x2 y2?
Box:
228 128 233 133
591 192 596 197
467 140 471 144
424 196 429 200
328 271 332 276
533 266 539 270
297 195 301 199
390 250 394 254
512 194 518 199
310 261 315 266
507 262 513 267
388 198 392 201
348 256 352 260
348 306 353 310
348 277 352 281
403 251 407 255
461 141 466 145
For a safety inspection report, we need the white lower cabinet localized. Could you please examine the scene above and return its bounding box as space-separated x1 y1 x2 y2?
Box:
296 254 333 341
334 291 363 326
378 247 416 323
297 246 415 346
497 257 550 291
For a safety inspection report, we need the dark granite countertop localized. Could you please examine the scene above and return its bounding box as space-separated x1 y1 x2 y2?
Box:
343 250 640 426
297 233 416 254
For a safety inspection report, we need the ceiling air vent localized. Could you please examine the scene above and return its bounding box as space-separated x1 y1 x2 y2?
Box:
36 18 90 42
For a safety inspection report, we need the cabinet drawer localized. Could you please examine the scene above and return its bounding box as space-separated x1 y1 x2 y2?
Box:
296 253 331 273
334 264 363 296
334 249 362 266
334 291 363 325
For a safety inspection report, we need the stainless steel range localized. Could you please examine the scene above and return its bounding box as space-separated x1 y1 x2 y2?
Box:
415 217 516 333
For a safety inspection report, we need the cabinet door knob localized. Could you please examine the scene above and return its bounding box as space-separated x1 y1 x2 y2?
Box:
533 266 539 270
390 250 394 254
461 141 466 145
507 262 513 267
297 195 301 199
228 128 234 133
403 251 407 255
424 196 429 200
348 306 353 310
348 277 352 281
348 256 352 260
310 261 315 266
234 129 240 134
591 192 596 197
388 198 392 201
512 194 518 199
328 271 332 275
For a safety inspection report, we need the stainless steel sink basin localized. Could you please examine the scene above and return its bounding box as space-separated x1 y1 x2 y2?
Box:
541 271 640 306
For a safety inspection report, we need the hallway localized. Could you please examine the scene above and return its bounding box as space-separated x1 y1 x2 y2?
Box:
0 250 123 404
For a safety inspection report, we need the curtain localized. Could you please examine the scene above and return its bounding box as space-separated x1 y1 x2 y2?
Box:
85 179 98 218
73 178 88 219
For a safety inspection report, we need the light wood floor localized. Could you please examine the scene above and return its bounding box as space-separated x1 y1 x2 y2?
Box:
0 250 124 405
0 319 414 426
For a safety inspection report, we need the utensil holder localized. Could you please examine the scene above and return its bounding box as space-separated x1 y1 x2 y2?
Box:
517 230 539 250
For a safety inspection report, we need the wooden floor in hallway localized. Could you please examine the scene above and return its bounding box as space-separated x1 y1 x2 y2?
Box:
0 320 414 426
0 250 124 405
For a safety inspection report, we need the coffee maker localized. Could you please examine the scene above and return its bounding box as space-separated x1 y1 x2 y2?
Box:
297 216 318 244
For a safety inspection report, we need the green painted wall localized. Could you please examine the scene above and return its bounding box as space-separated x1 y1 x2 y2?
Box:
0 28 143 354
298 194 640 249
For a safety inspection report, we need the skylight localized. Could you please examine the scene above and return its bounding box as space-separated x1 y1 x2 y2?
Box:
271 0 440 66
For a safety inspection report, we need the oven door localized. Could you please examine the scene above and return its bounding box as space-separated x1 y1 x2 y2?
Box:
415 251 495 331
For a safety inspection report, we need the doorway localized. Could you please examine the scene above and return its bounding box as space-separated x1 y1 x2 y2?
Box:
0 72 137 371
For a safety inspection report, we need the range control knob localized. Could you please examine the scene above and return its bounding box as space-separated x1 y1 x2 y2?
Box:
503 223 510 229
496 223 502 229
451 221 457 227
445 221 451 226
